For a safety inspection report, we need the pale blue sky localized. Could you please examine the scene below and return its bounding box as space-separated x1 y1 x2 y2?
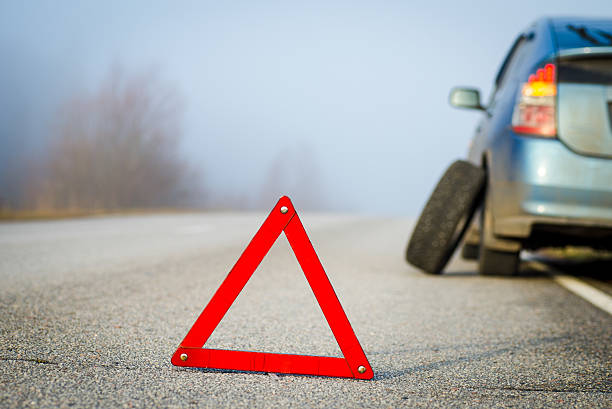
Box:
1 1 611 213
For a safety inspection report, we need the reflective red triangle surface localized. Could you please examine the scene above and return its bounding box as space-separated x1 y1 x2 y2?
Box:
171 196 373 379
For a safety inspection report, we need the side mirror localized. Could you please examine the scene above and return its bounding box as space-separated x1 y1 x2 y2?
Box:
449 87 484 110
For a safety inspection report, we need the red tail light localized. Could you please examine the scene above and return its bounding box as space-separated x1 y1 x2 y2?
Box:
512 63 557 137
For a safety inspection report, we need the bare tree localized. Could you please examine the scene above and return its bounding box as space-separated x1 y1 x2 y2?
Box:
30 67 193 211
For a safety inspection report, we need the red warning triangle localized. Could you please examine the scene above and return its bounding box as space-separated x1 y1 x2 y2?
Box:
171 196 373 379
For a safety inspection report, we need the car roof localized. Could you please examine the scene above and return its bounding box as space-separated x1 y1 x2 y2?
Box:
546 17 612 51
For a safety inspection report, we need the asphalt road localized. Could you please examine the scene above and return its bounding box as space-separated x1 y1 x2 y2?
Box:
1 213 610 408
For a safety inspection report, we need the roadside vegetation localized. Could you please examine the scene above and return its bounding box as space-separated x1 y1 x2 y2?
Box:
1 67 196 219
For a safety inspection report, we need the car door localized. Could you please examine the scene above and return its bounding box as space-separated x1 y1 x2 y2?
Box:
468 34 532 166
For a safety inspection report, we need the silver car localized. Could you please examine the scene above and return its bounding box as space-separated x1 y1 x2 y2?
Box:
406 17 612 275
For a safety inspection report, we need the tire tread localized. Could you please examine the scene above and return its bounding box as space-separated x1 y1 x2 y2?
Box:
406 160 485 274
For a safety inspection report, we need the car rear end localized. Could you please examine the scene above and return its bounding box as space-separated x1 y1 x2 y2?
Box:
492 19 612 250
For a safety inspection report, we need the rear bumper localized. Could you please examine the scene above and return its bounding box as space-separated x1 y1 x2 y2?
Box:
489 133 612 243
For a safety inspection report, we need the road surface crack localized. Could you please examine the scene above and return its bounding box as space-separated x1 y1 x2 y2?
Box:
1 356 58 365
475 385 611 394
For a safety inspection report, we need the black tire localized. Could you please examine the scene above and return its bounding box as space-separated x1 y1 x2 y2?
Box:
406 160 485 274
478 190 520 275
461 243 479 260
478 248 520 275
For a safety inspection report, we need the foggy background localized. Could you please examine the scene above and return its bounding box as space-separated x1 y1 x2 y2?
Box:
1 1 610 215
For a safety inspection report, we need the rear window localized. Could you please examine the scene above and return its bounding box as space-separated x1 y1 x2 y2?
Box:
558 57 612 84
553 21 612 50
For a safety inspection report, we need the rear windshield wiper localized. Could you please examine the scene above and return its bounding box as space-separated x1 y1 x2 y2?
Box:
595 29 612 45
567 24 604 46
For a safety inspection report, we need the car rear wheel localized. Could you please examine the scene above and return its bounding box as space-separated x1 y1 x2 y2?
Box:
478 189 520 275
478 248 520 275
405 160 485 274
461 243 479 260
